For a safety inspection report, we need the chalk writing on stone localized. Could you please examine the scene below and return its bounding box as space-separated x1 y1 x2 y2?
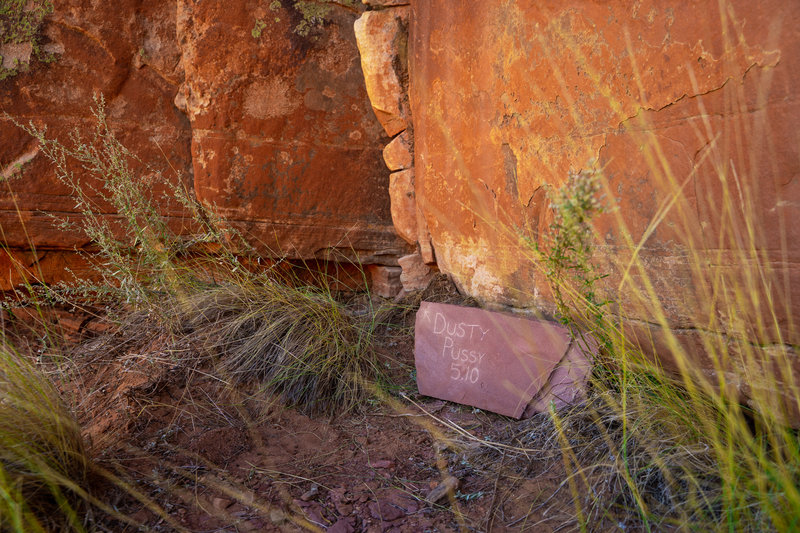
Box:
414 302 595 418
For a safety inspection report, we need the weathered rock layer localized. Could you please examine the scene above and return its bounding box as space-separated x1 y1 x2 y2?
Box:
177 0 407 264
0 0 407 291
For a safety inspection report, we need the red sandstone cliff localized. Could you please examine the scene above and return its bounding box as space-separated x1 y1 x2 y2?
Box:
0 0 409 292
3 1 800 404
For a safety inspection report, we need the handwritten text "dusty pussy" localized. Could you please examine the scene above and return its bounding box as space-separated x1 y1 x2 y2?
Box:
432 313 490 383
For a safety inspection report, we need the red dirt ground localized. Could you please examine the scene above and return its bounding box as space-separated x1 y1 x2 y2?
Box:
6 297 575 533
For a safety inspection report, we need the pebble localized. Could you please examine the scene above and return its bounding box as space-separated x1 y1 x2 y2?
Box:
269 508 286 525
369 500 405 521
369 459 395 469
426 476 460 505
212 497 231 511
328 517 356 533
300 483 319 501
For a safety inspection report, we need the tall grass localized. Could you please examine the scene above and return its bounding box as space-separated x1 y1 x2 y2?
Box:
453 150 800 531
410 3 800 530
0 338 191 532
0 341 90 532
506 22 800 533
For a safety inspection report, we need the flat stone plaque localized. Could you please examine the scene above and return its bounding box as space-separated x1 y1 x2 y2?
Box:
414 302 589 418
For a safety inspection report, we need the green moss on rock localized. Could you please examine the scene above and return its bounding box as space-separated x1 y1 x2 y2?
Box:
0 0 54 80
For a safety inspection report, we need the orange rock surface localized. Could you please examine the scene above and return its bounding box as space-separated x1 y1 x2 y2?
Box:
0 0 192 265
178 0 407 263
408 0 800 391
0 0 407 292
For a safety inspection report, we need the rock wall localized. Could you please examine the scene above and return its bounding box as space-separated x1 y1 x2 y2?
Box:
3 0 799 389
177 0 409 264
0 0 408 291
0 0 192 289
398 1 799 384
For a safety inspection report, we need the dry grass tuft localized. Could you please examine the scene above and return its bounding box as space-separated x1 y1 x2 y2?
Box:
501 391 721 530
175 277 387 416
0 343 90 532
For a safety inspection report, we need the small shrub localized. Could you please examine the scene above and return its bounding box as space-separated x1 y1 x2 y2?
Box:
265 0 360 37
12 95 252 311
14 96 180 307
527 164 609 337
251 18 267 39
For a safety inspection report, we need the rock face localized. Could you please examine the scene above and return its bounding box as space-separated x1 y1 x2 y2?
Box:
353 8 410 138
0 0 192 290
405 1 800 393
0 0 407 291
178 0 408 263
